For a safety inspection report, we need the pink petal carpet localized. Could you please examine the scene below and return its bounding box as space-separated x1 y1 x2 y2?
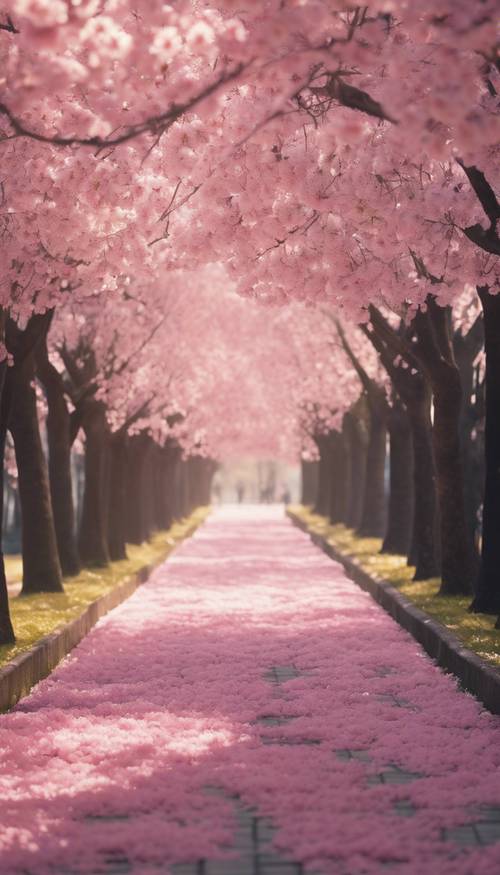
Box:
1 506 499 875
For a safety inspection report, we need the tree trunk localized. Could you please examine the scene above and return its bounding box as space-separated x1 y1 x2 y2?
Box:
433 372 472 595
107 432 128 561
412 302 472 595
382 400 413 555
454 320 484 573
301 459 318 506
178 459 190 518
344 407 368 530
329 427 351 525
471 288 500 613
0 355 15 642
79 401 110 567
185 456 199 514
7 349 63 594
313 434 332 517
358 405 387 538
152 444 168 531
125 433 154 544
163 442 182 528
35 336 80 576
406 395 439 580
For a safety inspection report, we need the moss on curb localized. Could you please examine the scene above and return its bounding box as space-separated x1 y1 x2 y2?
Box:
0 507 209 670
291 505 500 668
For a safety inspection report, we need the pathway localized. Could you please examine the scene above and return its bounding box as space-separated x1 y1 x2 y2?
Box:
1 506 499 875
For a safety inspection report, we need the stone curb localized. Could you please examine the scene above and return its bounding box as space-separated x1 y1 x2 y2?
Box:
0 517 203 712
287 509 500 715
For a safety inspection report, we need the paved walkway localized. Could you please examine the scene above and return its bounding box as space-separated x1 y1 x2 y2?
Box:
1 507 499 875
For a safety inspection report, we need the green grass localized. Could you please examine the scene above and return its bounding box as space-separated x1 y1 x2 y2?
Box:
0 507 209 670
291 505 500 669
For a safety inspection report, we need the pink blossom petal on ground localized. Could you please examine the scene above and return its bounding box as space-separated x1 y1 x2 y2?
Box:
0 505 499 875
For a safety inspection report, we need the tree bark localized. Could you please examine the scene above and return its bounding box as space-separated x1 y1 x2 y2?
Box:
363 309 439 579
358 400 387 538
329 426 351 525
301 458 318 506
334 322 387 538
35 334 80 576
413 302 472 595
125 433 153 545
454 316 484 572
313 433 332 517
471 288 500 612
0 349 15 642
344 405 368 530
79 401 110 567
6 323 63 594
107 431 128 561
382 399 413 555
164 441 182 527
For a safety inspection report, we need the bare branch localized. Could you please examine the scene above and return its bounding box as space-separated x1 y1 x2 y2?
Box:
0 63 246 151
0 16 19 34
255 211 319 259
456 160 500 256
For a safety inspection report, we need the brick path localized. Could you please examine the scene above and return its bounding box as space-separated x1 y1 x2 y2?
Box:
1 506 499 875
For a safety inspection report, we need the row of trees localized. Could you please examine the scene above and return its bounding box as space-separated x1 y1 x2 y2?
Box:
0 5 498 635
300 299 486 601
0 275 308 647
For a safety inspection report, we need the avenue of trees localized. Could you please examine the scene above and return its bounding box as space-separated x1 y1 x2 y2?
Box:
0 2 498 641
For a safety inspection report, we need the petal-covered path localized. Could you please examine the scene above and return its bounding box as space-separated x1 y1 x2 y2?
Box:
1 507 500 875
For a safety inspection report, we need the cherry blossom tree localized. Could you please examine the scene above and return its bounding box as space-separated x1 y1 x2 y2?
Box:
0 1 499 642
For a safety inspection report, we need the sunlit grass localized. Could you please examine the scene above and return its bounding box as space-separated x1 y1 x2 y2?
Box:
291 505 500 668
0 507 210 670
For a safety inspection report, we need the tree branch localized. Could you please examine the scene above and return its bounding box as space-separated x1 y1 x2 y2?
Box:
0 64 245 151
0 16 18 34
456 160 500 255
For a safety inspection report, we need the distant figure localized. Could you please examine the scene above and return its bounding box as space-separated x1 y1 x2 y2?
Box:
236 481 245 503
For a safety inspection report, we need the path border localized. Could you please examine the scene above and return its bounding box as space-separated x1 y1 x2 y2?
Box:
287 509 500 715
0 516 204 712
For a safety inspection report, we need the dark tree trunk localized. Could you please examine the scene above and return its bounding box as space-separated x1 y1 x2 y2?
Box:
313 434 332 517
142 437 157 538
188 456 214 509
301 459 318 506
329 427 351 525
0 351 15 642
164 441 182 528
152 444 169 531
454 317 484 573
344 406 368 530
413 302 472 595
7 343 63 594
358 404 387 538
406 396 439 580
168 446 184 522
363 309 439 579
471 288 500 613
334 324 388 538
35 336 80 576
125 433 153 545
79 401 110 567
185 456 199 514
450 165 500 609
107 432 128 561
432 373 471 594
178 459 188 518
382 400 413 555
